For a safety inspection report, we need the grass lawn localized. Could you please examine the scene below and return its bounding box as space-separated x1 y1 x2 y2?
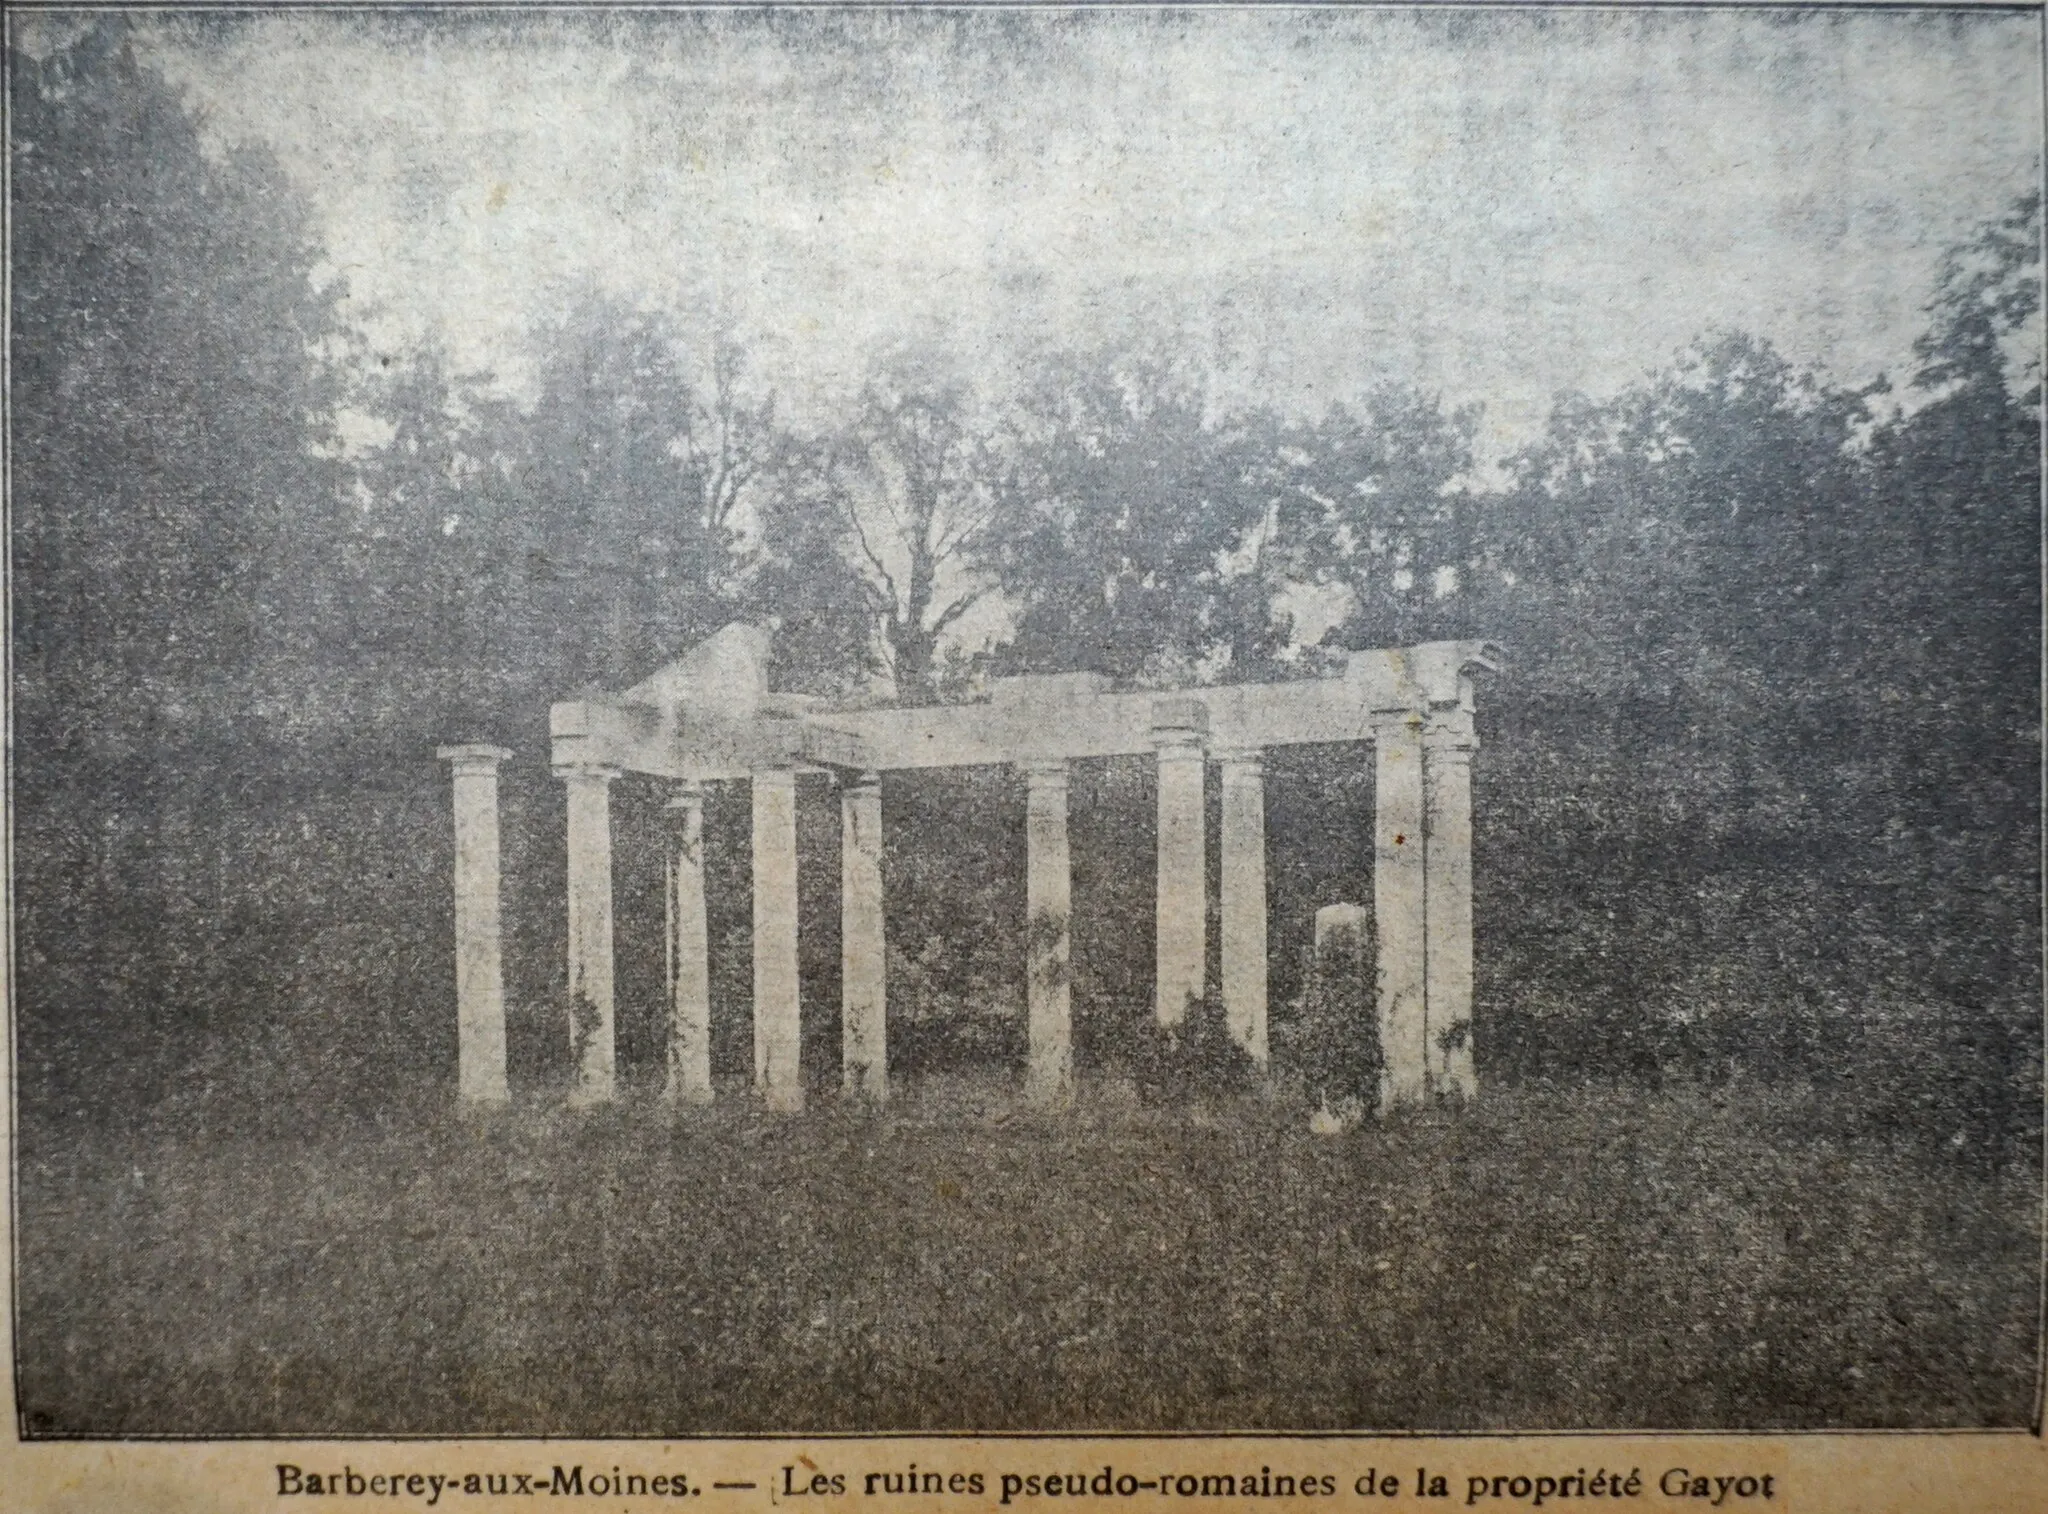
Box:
12 1076 2040 1435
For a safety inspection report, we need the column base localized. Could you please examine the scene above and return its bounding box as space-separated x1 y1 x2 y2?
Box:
843 1065 888 1106
1024 1063 1073 1109
661 1076 715 1107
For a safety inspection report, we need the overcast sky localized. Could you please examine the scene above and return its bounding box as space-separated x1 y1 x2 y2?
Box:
49 7 2045 463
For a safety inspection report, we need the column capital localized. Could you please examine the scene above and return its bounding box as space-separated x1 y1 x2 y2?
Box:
1423 727 1481 760
1020 758 1070 789
1216 747 1265 775
847 768 883 792
1423 706 1480 757
665 779 707 812
1151 695 1209 757
1366 707 1427 739
554 761 621 784
439 743 512 777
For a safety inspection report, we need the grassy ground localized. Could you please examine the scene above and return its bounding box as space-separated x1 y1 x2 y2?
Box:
12 1075 2041 1435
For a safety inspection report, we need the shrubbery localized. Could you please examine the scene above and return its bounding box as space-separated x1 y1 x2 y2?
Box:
1124 990 1260 1107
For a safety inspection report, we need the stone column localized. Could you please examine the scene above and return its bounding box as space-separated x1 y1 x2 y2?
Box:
663 782 713 1105
1371 714 1428 1111
841 770 887 1103
1425 714 1480 1101
561 762 620 1105
1218 749 1270 1069
1022 760 1073 1104
752 767 803 1112
438 744 513 1105
1152 699 1209 1029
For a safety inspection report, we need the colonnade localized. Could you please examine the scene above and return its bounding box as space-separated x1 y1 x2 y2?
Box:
439 693 1483 1115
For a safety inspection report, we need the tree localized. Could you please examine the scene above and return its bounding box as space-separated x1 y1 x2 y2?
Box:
995 357 1278 685
11 22 349 767
809 357 1012 703
340 300 782 737
1262 385 1491 655
1912 191 2043 404
1862 191 2042 716
749 430 894 698
9 20 356 1117
1852 191 2041 945
491 299 771 691
1496 331 1870 695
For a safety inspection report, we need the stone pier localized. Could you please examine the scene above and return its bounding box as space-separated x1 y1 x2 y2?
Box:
752 767 803 1112
438 745 512 1105
1152 698 1208 1028
561 762 620 1104
841 770 887 1102
1424 713 1480 1100
1023 760 1074 1103
663 783 713 1104
1218 749 1269 1067
1371 713 1429 1110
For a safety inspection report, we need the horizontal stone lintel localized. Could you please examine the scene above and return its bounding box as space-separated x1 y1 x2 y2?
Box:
549 640 1503 781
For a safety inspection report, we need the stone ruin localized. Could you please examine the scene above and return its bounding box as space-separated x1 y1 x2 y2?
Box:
439 624 1501 1114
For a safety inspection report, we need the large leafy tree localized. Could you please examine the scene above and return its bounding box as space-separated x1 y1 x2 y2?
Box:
749 429 896 698
488 301 770 693
1862 191 2041 717
1263 386 1492 655
11 24 348 768
343 302 781 741
1847 192 2042 1017
799 358 1012 704
996 358 1277 685
1497 331 1870 696
10 22 356 1114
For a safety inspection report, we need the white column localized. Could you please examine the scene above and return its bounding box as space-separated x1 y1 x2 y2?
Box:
561 762 619 1105
663 782 713 1104
841 770 887 1103
1372 714 1428 1111
1023 760 1073 1104
1425 714 1480 1101
1152 699 1209 1029
752 767 803 1112
438 744 512 1105
1218 749 1269 1069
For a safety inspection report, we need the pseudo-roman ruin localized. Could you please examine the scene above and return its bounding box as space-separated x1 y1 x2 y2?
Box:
441 624 1501 1114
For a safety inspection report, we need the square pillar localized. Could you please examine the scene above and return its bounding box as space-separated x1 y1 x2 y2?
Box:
438 744 513 1105
1152 698 1209 1028
1218 749 1270 1069
561 762 620 1105
1425 714 1480 1100
1371 714 1428 1111
751 767 803 1112
1022 760 1073 1104
841 771 887 1103
664 782 713 1105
